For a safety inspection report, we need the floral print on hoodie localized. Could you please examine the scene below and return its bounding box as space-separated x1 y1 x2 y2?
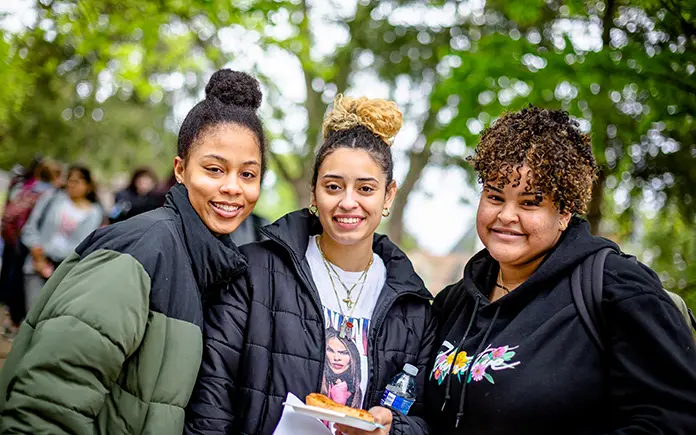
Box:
430 340 521 385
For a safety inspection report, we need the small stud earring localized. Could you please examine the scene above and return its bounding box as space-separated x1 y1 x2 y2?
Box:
309 204 318 216
382 208 391 218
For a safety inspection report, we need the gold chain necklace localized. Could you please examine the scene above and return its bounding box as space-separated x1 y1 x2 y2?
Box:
316 236 373 310
316 236 373 338
495 268 511 294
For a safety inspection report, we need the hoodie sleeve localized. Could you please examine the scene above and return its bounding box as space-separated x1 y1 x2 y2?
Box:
389 307 437 435
184 274 251 434
603 254 696 434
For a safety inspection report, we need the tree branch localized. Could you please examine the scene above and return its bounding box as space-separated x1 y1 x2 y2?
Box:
602 0 617 46
269 150 296 183
386 110 439 244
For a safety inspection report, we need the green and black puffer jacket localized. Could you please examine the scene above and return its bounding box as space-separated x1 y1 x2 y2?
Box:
0 183 247 434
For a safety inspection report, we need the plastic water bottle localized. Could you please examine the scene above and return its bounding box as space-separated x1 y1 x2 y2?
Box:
380 363 418 415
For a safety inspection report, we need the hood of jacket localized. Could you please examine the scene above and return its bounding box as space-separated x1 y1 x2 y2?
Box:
160 183 248 290
78 182 247 293
461 216 618 314
429 216 622 432
261 208 432 300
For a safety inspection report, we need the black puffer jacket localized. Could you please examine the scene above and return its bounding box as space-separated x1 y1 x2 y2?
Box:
185 210 437 435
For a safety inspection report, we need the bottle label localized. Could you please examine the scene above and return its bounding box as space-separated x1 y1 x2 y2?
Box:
380 390 415 415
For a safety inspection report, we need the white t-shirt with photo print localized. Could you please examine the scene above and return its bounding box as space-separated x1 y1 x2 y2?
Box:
305 235 387 412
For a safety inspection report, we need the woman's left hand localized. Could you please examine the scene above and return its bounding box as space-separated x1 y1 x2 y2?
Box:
334 406 392 435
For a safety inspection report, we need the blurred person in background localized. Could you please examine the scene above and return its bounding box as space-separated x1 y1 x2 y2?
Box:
0 157 62 338
20 165 103 314
0 69 266 434
108 166 160 224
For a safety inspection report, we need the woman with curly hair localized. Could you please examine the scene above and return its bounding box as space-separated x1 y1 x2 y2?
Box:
414 105 696 434
185 95 436 435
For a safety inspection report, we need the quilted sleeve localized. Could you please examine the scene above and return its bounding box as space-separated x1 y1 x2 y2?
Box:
0 249 150 434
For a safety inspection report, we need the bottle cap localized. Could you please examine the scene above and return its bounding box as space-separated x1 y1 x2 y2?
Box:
403 363 418 376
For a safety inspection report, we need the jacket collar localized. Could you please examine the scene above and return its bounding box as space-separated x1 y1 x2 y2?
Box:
262 209 431 299
163 183 247 291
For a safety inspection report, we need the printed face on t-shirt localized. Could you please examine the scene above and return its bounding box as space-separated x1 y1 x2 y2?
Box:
326 337 352 375
321 323 366 409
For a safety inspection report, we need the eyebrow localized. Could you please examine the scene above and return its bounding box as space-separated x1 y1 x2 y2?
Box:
485 184 542 197
322 174 380 183
201 154 227 163
201 154 260 166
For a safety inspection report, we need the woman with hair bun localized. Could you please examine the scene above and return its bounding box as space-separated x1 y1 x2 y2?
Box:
0 69 267 434
185 95 436 435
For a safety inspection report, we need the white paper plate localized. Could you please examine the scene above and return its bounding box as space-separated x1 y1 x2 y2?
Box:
282 402 385 431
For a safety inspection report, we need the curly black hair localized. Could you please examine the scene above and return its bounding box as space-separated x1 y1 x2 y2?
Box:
468 105 598 215
177 69 266 175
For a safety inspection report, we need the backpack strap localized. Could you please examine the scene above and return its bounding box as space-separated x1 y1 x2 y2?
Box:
572 247 696 353
571 247 616 353
689 309 696 331
35 189 60 231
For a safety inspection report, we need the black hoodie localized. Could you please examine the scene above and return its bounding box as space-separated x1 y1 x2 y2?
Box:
423 218 696 435
185 209 437 435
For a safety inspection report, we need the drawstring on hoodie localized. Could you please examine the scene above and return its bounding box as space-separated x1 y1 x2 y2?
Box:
441 296 480 412
454 304 501 428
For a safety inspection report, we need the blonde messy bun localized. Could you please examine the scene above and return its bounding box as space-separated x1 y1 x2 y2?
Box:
322 94 403 146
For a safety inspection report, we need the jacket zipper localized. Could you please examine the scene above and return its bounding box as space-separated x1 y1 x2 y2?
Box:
261 229 327 394
364 291 432 407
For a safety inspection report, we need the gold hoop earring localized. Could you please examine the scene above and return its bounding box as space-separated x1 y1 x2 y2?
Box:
382 208 391 218
309 205 318 216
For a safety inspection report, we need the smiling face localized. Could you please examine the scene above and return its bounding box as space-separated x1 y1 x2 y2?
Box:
174 124 262 235
326 337 351 375
312 148 396 247
476 165 571 268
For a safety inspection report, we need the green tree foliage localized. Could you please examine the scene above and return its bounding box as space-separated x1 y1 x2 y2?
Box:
426 0 695 298
0 0 693 300
0 0 264 174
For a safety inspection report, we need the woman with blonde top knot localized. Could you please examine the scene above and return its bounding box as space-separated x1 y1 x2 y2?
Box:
185 95 436 435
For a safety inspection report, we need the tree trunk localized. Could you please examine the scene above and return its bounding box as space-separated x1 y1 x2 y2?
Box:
386 147 431 245
587 169 607 235
584 0 616 235
293 178 312 212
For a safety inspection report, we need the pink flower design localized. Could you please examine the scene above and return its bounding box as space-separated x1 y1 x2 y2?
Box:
434 369 441 380
491 346 507 359
471 364 486 382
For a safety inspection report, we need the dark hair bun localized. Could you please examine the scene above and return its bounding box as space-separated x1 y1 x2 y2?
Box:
205 69 262 110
